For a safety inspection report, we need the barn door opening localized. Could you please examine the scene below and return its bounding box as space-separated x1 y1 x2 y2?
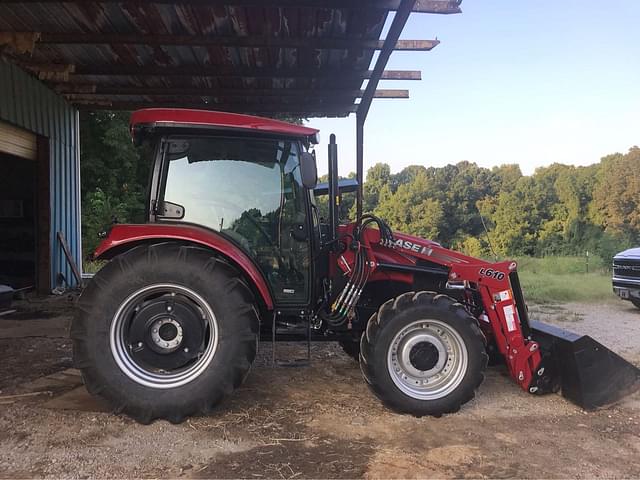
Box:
0 121 50 292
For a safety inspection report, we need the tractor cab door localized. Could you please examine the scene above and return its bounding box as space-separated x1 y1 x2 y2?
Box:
158 135 312 306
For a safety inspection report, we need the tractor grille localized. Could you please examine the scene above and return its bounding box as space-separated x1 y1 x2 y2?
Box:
613 259 640 279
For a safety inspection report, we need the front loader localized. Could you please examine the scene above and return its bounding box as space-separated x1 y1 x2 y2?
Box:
72 109 639 423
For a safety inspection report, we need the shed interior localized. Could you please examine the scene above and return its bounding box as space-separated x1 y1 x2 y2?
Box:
0 149 37 289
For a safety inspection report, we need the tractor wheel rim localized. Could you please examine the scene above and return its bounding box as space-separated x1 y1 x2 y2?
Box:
387 319 468 400
110 283 218 389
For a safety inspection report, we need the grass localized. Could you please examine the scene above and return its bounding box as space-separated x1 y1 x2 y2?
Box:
515 256 614 304
83 260 107 274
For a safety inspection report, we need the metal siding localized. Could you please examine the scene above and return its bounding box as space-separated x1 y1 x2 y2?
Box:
45 88 54 139
26 76 35 132
61 141 68 265
35 83 45 136
68 143 76 264
10 66 22 127
52 140 60 285
0 64 9 118
74 111 82 266
57 141 65 286
0 59 81 290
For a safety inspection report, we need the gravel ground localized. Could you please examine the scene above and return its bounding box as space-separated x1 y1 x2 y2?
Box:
0 296 638 479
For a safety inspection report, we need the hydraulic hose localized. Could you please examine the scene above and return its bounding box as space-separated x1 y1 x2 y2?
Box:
321 213 392 327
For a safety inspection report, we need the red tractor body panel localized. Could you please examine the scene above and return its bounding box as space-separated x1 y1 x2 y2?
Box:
130 108 319 139
94 224 274 309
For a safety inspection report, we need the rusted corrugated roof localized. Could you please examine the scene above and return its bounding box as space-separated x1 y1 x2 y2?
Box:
0 1 461 117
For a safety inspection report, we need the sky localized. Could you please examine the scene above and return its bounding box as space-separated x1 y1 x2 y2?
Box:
306 0 640 177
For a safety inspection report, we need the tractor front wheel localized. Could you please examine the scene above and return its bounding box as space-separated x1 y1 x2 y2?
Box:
360 291 487 416
71 242 259 424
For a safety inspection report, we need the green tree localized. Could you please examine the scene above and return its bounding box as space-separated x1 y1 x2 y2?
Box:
361 163 392 214
316 172 356 222
488 177 539 255
375 170 445 241
80 111 150 256
592 147 640 240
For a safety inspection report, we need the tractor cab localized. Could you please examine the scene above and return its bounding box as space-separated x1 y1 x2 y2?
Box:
131 109 323 309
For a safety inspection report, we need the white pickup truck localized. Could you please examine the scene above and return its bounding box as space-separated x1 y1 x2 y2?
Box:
613 248 640 308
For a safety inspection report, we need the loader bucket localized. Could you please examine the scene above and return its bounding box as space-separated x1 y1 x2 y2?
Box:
530 320 640 409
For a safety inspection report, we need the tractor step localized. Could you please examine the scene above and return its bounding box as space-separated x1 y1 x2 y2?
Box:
271 311 311 367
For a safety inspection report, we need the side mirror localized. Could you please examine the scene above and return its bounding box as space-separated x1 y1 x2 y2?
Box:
299 151 317 189
157 200 185 219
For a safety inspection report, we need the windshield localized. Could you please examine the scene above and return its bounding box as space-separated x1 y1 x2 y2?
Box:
161 135 310 304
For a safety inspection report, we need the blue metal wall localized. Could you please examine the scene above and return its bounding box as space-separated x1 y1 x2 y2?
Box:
0 59 81 289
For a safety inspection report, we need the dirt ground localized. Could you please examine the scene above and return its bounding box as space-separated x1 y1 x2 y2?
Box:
0 295 638 479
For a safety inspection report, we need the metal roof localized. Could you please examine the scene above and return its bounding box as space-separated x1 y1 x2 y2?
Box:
0 1 461 117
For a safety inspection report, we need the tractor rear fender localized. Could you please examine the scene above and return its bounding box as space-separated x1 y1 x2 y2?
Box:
93 223 274 310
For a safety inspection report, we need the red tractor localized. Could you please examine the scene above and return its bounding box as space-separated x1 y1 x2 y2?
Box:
73 109 639 424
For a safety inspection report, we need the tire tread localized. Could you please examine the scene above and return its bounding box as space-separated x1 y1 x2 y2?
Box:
72 242 260 424
359 290 488 417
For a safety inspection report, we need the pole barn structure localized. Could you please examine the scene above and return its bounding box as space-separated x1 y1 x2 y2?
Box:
0 59 80 293
0 0 461 292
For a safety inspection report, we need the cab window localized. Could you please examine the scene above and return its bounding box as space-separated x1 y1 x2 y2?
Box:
161 136 310 304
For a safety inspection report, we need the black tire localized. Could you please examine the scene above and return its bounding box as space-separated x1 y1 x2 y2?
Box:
360 291 487 417
631 298 640 309
339 340 360 361
71 242 260 424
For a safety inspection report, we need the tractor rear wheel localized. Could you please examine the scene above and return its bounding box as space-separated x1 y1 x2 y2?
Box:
71 242 259 424
360 291 487 416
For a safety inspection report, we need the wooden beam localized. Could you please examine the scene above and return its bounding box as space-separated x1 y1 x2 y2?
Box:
72 100 359 115
17 60 75 73
35 32 439 51
13 59 75 81
0 32 40 54
5 1 462 14
395 39 440 51
413 0 462 14
65 64 421 80
54 84 97 94
55 85 409 98
380 70 421 80
358 0 417 122
63 93 407 104
372 89 409 98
